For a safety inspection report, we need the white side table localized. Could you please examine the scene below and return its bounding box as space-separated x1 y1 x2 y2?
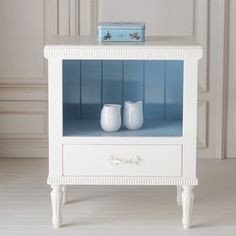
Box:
44 36 202 229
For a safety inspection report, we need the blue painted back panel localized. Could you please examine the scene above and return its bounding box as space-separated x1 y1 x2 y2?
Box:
63 60 81 120
165 61 183 119
63 60 183 121
123 60 144 102
144 61 165 119
102 60 123 104
81 60 102 119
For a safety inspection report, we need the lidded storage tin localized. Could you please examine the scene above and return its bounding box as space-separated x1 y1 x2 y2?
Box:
98 22 145 42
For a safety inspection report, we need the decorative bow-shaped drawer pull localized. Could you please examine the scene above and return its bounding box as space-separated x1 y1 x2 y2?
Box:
108 155 143 165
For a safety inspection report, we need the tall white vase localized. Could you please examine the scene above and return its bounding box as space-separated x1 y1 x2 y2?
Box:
100 104 121 132
123 101 143 130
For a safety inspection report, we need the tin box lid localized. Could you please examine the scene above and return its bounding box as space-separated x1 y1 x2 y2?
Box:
98 22 145 30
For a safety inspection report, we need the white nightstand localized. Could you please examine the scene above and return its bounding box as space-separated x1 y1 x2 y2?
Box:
44 36 202 229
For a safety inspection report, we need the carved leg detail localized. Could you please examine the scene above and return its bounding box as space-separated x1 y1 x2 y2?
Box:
176 185 182 206
182 185 194 229
51 185 62 228
62 185 67 205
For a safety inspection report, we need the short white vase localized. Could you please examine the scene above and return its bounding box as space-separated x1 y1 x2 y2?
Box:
123 101 143 130
100 104 121 132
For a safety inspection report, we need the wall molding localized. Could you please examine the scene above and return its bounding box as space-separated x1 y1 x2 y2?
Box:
79 0 93 35
194 0 209 92
197 101 208 148
0 0 48 86
45 0 80 37
0 101 48 140
0 87 47 101
0 141 48 158
0 0 78 158
214 0 228 159
0 0 49 97
0 101 48 158
0 1 49 158
1 0 226 159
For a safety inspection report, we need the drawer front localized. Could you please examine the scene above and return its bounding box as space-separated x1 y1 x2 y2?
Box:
63 145 182 177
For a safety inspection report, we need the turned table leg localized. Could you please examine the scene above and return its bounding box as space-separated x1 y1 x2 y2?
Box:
176 185 182 205
50 185 63 228
62 185 67 205
181 185 194 229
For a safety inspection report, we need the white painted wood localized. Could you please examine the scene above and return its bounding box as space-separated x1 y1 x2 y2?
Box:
182 60 198 177
176 185 182 206
45 36 202 228
48 176 198 186
181 185 194 229
50 185 63 228
62 137 183 145
44 37 202 60
63 145 182 176
62 185 67 205
48 59 63 176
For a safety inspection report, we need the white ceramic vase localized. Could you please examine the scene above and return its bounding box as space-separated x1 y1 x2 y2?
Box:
100 104 121 132
123 101 143 130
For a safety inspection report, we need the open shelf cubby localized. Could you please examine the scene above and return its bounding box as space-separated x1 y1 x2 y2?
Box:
63 60 183 137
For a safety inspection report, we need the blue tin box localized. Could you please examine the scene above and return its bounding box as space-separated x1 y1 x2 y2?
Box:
98 22 145 42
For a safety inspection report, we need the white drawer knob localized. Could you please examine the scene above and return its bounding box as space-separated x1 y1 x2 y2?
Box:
108 155 143 165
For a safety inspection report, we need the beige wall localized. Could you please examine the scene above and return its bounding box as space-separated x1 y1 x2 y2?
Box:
0 0 229 158
0 0 48 157
98 0 194 36
226 0 236 157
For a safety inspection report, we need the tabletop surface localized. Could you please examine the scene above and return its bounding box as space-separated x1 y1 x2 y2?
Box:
45 36 202 48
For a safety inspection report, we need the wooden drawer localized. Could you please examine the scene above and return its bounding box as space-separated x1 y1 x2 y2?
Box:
63 145 182 177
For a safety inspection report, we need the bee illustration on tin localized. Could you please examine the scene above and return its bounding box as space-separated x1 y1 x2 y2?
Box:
103 31 112 41
130 32 140 40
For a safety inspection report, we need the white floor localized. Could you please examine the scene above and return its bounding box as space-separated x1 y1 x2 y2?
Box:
0 159 236 236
